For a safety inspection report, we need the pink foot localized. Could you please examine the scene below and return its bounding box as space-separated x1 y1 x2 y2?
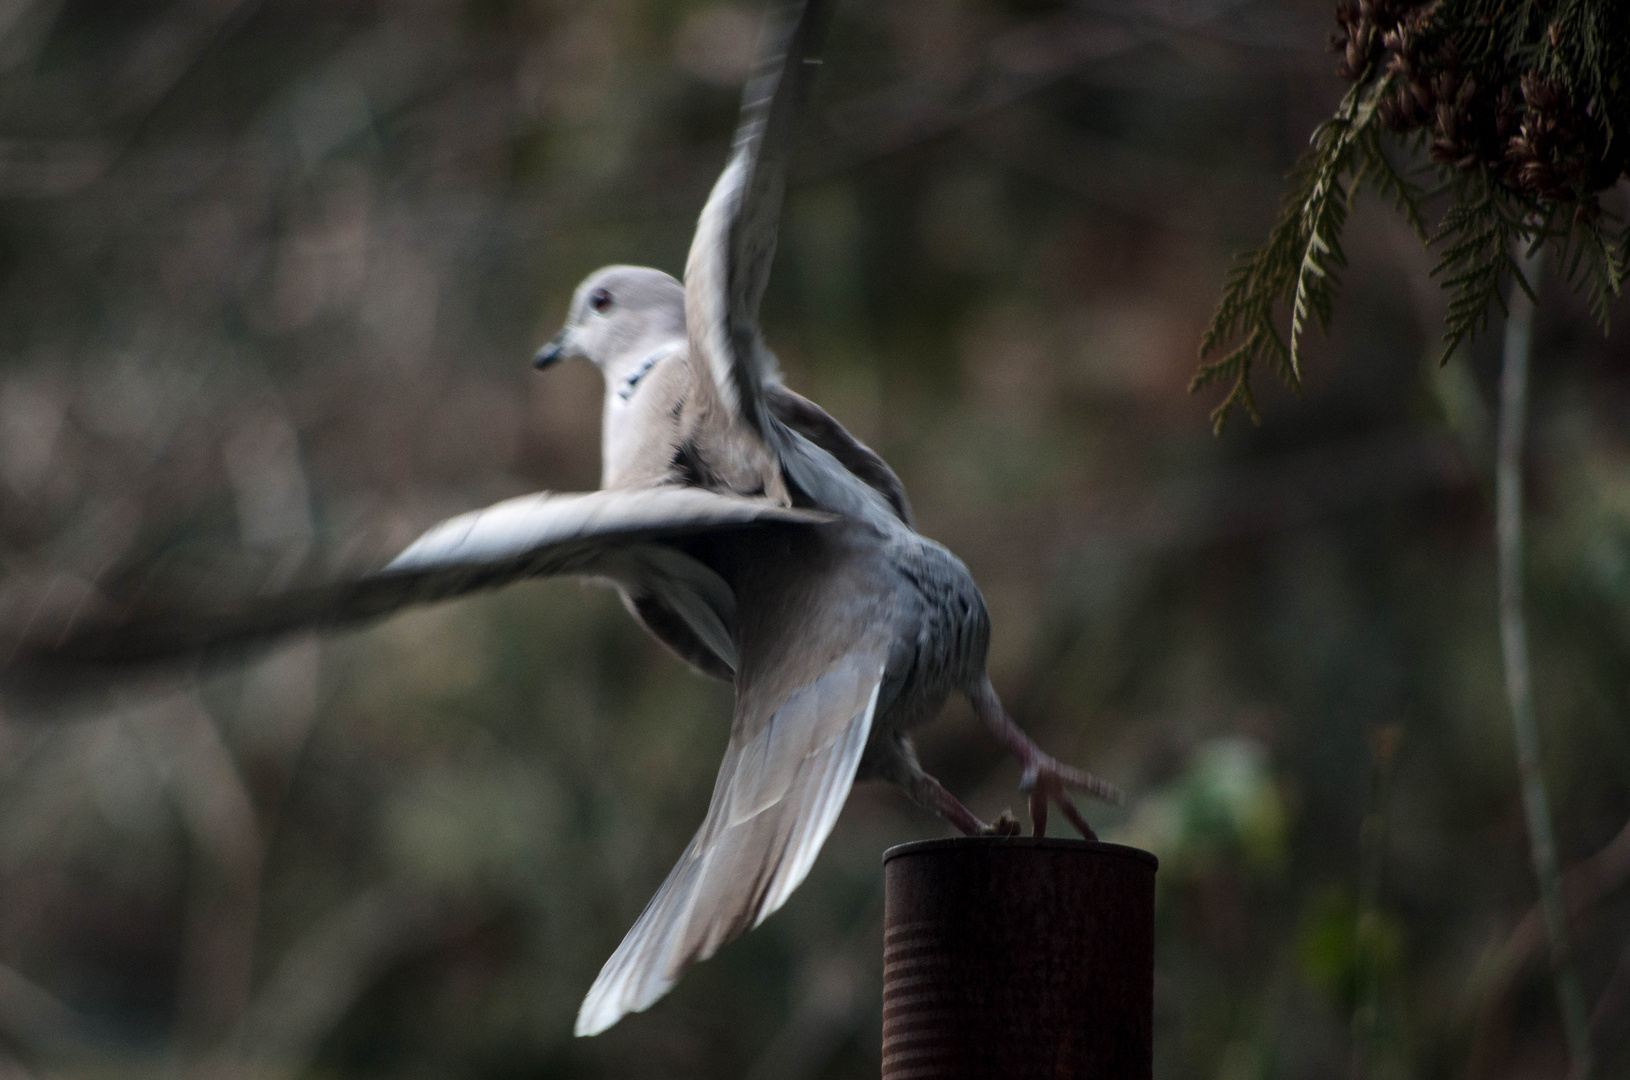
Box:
969 678 1123 840
1022 756 1100 840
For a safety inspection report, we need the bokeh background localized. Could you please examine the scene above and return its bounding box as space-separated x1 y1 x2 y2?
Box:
0 0 1627 1077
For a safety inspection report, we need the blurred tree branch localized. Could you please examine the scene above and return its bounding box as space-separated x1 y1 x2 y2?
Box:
1463 809 1630 1077
968 105 1278 235
806 0 1282 182
1351 724 1401 1080
231 884 476 1080
1493 249 1591 1079
130 694 263 1059
0 0 265 198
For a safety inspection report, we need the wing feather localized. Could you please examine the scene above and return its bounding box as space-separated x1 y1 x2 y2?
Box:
1 488 825 695
764 381 914 526
683 0 833 432
382 488 816 575
574 650 883 1037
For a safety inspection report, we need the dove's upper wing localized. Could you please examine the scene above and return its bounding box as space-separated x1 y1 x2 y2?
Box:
2 488 825 694
681 1 908 528
683 0 832 435
765 381 913 526
575 639 886 1036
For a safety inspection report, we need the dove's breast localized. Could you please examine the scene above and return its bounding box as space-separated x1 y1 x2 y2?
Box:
600 351 692 491
869 531 992 741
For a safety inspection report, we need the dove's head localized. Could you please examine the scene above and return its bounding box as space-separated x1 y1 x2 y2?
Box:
534 266 685 384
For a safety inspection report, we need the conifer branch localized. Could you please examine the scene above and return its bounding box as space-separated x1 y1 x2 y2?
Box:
1194 0 1630 430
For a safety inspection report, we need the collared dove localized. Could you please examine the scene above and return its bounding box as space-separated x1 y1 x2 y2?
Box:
533 264 914 681
535 265 912 528
0 0 1120 1038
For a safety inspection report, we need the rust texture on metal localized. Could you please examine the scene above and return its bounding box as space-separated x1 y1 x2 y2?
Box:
881 837 1157 1080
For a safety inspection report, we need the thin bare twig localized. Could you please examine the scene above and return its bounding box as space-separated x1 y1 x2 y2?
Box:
1589 936 1630 1053
1463 812 1630 1075
805 0 1275 182
966 104 1279 234
1478 815 1630 1005
1495 246 1592 1079
129 692 263 1059
1352 725 1401 1080
231 885 475 1080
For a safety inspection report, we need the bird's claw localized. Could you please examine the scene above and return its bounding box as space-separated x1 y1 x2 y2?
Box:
966 680 1120 840
1018 754 1116 840
980 810 1022 837
1018 753 1123 805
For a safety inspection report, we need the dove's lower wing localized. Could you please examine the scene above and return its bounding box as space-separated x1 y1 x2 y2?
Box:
575 639 887 1037
2 488 825 693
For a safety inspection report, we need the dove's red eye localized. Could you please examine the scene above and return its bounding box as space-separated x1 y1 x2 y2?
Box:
589 288 613 313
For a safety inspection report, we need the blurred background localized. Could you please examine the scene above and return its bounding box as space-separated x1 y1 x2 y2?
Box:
0 0 1626 1077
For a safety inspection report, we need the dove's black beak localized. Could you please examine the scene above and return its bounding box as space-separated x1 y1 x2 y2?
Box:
533 334 566 369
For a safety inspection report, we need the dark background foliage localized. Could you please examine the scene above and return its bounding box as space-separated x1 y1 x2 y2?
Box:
0 1 1626 1078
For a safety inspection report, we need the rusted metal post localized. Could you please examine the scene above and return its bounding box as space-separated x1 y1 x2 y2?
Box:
882 837 1157 1079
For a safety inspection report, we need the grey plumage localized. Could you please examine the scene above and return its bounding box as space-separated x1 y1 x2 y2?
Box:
0 0 1119 1039
544 0 1118 1035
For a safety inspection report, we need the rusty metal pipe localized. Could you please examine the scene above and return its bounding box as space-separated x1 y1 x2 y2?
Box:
881 838 1157 1079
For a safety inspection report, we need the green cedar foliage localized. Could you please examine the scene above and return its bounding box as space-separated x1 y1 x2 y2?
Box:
1193 0 1630 433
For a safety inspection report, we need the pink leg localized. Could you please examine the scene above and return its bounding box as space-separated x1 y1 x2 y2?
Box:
916 771 1017 837
969 677 1122 839
886 744 1020 836
1029 786 1049 839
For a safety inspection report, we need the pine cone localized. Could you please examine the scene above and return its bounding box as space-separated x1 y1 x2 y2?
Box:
1331 2 1374 81
1504 72 1620 201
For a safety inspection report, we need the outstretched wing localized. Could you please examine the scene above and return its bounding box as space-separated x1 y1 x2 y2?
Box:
575 643 885 1037
1 488 825 696
684 0 832 434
